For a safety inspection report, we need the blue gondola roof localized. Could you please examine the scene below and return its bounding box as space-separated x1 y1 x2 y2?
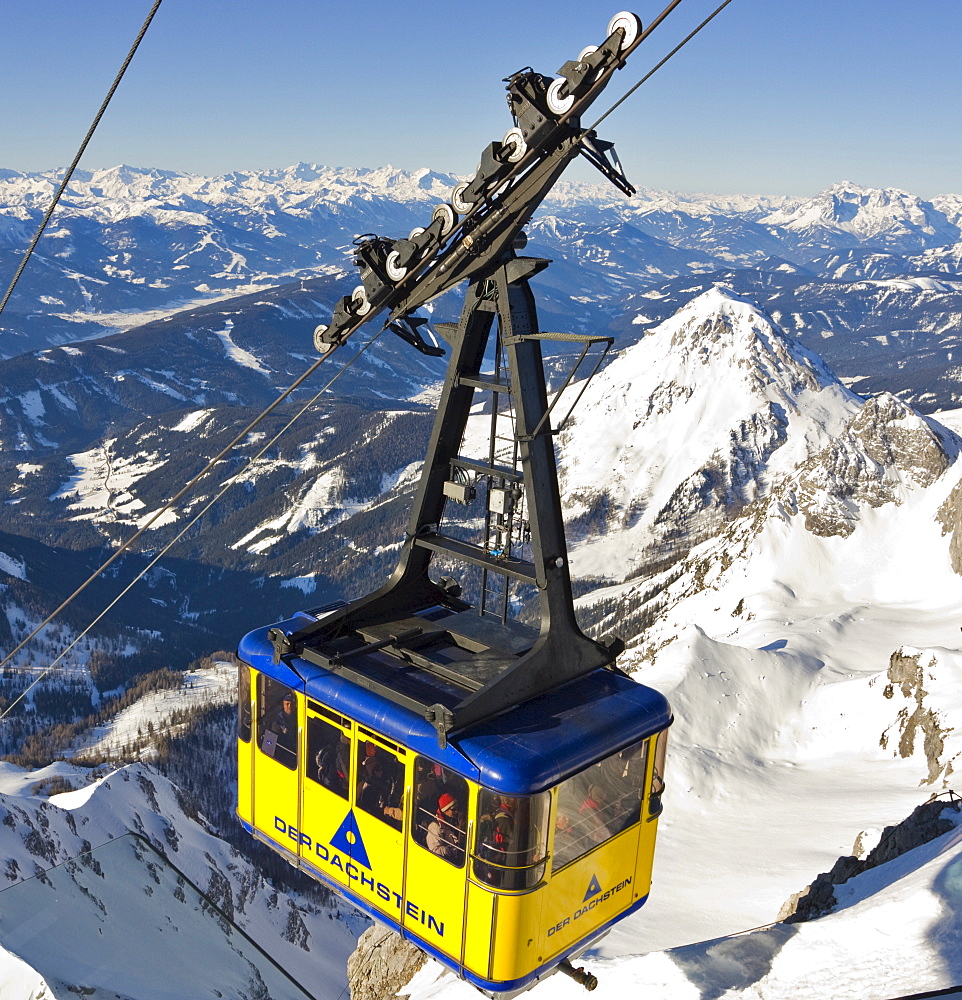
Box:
241 618 672 795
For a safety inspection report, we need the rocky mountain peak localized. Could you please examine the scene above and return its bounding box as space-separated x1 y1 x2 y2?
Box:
558 287 860 580
760 181 956 247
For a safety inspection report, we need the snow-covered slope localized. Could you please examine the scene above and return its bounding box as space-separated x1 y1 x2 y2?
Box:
405 802 962 1000
0 761 360 998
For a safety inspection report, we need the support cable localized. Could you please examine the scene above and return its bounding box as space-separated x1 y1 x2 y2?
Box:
0 0 165 320
584 0 735 137
0 328 384 720
0 347 329 675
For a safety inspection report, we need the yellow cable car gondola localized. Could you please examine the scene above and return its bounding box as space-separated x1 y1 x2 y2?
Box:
238 612 669 995
239 10 672 995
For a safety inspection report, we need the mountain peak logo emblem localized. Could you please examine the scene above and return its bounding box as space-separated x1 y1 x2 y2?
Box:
330 810 371 869
584 874 602 901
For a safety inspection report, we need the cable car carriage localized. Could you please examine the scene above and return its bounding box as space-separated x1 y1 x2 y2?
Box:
238 11 671 996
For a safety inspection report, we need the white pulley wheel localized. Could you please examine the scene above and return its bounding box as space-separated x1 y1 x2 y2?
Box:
431 203 457 237
607 11 641 50
351 285 372 316
313 324 335 353
385 250 406 283
502 126 527 163
451 181 475 215
547 78 575 115
578 44 599 61
408 226 425 241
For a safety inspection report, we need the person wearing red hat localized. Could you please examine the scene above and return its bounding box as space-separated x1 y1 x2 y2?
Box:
427 791 464 862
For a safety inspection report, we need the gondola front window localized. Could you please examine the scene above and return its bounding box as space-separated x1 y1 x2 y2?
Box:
256 675 298 771
552 738 649 871
473 790 549 891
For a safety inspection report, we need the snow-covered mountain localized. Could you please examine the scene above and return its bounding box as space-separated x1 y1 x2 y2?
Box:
760 181 960 252
0 759 360 998
2 166 960 362
386 291 962 1000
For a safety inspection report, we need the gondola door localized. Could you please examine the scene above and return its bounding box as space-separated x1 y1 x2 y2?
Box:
252 673 301 861
405 757 471 963
351 728 408 923
301 702 353 892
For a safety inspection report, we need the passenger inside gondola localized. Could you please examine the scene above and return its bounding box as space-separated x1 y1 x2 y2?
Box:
308 718 350 798
414 758 467 865
357 741 404 830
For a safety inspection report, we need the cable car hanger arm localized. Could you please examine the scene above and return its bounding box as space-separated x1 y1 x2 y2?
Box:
311 10 650 360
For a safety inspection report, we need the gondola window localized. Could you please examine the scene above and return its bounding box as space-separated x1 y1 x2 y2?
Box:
413 757 468 867
356 740 404 831
256 675 298 771
306 715 350 798
553 738 650 871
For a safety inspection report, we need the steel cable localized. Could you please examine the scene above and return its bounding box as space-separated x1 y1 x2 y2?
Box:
584 0 735 137
0 327 384 720
0 0 165 320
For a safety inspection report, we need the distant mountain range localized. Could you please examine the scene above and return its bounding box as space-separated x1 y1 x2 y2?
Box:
2 167 960 400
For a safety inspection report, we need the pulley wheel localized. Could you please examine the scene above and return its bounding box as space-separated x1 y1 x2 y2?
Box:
385 250 407 283
546 78 575 116
313 324 336 354
578 44 599 62
431 203 457 237
408 226 426 241
351 285 372 316
451 181 475 215
607 11 642 50
502 126 527 163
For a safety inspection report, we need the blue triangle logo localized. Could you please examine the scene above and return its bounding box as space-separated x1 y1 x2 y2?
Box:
330 810 371 869
583 874 602 901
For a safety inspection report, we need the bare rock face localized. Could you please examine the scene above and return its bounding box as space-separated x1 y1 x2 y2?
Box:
936 478 962 575
347 924 425 1000
780 795 961 923
850 393 950 487
798 393 951 538
878 647 957 786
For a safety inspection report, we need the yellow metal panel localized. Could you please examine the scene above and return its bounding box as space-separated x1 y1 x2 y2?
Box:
462 880 496 980
540 826 643 962
237 736 252 826
489 888 546 983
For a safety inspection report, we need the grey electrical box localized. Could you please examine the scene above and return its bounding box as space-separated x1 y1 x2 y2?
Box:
489 487 512 514
443 480 476 504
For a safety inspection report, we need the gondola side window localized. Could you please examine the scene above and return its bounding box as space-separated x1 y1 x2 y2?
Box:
412 756 468 868
238 663 252 744
473 789 549 891
552 738 649 872
357 741 404 832
307 715 350 799
256 675 298 771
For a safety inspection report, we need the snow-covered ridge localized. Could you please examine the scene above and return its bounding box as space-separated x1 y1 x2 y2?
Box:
761 181 959 248
3 165 955 232
0 762 359 997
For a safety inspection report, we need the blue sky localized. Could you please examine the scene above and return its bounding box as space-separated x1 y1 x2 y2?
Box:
2 0 959 197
